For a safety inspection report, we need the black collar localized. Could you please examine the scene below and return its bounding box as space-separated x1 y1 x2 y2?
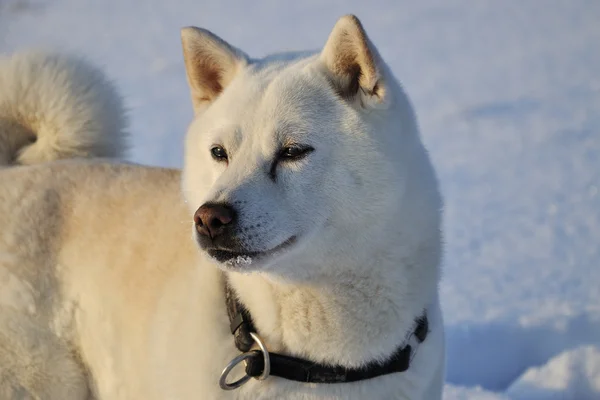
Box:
224 279 429 384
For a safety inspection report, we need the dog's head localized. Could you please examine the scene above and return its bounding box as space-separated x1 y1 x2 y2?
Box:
181 16 439 279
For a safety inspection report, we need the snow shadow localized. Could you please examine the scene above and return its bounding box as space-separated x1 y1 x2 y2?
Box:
445 313 600 391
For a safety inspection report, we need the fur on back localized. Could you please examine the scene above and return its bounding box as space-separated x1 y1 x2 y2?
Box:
0 50 128 165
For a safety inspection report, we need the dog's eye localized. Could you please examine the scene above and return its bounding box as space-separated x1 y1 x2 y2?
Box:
279 145 314 161
211 146 228 162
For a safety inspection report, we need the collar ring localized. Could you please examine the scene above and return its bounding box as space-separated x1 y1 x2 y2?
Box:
219 332 271 390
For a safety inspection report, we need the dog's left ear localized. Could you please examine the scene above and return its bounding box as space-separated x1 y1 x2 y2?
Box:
321 15 388 108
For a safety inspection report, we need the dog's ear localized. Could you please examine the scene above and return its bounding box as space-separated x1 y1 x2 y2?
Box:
181 27 248 114
321 15 388 108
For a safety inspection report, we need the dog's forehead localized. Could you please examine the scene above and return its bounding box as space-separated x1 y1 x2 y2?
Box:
197 56 342 144
254 65 341 129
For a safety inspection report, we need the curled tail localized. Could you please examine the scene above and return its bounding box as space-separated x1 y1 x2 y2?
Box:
0 50 128 166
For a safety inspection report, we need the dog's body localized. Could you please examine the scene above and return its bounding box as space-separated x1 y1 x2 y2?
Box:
0 16 445 400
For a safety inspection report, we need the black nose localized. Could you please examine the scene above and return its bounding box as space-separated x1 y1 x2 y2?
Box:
194 203 236 239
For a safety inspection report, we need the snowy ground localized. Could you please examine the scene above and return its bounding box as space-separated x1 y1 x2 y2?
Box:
2 0 599 398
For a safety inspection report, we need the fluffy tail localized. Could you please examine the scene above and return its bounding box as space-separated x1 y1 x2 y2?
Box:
0 50 128 166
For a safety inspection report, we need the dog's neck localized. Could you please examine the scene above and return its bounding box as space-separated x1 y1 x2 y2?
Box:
226 260 436 367
223 147 441 367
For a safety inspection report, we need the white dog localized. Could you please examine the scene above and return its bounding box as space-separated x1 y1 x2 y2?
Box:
0 15 445 399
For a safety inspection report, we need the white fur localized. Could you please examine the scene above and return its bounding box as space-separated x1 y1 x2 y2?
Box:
0 50 128 165
0 15 444 399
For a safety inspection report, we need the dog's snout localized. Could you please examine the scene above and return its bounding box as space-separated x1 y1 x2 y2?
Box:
194 203 236 239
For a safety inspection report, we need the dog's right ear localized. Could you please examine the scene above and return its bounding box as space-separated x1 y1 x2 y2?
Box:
181 27 248 114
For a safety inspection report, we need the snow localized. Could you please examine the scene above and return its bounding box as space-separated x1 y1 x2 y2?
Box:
2 0 599 398
444 385 509 400
507 345 600 399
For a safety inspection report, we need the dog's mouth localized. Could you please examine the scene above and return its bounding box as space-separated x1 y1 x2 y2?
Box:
206 236 297 266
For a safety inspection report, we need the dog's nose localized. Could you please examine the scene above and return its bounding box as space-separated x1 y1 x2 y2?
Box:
194 203 236 239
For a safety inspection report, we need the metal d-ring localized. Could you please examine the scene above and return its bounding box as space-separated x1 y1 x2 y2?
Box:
219 332 271 390
248 332 271 381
